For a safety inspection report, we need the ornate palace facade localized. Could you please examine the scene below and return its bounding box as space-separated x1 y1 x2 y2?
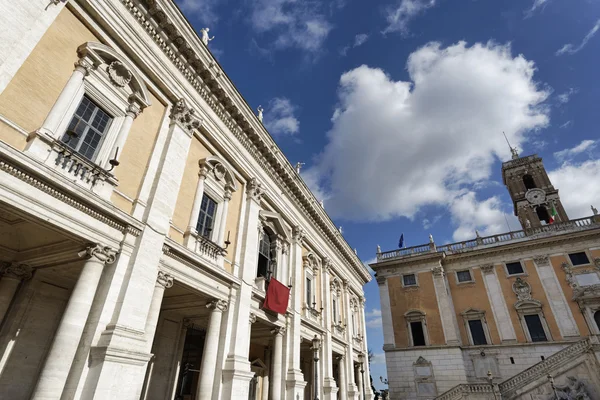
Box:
0 1 372 399
372 151 600 399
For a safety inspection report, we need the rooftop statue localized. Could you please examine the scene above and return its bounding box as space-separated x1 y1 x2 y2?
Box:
200 28 215 46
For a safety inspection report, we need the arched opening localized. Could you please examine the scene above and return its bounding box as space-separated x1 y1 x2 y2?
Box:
523 174 536 190
594 310 600 332
257 229 272 279
536 206 551 224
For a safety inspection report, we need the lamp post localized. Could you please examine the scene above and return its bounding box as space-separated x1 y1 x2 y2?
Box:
359 353 366 400
311 335 321 400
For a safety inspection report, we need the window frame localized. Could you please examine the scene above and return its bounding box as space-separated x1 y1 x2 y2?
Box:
195 193 218 239
515 300 552 343
455 269 474 284
402 273 419 288
568 251 591 266
504 261 526 277
405 310 429 347
460 308 492 346
305 270 314 307
524 314 548 343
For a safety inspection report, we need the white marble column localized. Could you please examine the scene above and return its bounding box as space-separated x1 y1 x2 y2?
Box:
356 363 364 400
338 354 348 399
216 185 233 246
32 244 116 400
533 256 579 338
480 265 517 343
108 102 142 165
185 165 210 237
270 326 285 399
322 260 338 399
359 297 374 400
286 226 307 399
431 265 461 345
0 263 32 324
376 276 395 348
197 299 228 400
144 271 173 352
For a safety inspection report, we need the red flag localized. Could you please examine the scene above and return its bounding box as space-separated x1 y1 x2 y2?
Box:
263 278 290 314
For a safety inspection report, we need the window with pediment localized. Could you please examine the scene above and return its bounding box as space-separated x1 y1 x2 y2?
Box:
405 310 428 347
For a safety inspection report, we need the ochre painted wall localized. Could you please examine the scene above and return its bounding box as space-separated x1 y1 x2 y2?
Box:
388 272 444 347
110 91 166 214
448 267 501 345
0 8 98 142
222 177 244 273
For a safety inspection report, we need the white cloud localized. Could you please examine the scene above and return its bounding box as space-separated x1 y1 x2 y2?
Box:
549 159 600 218
307 41 550 230
554 140 597 162
422 215 441 229
556 88 578 105
559 121 573 129
263 97 300 136
251 0 331 53
556 19 600 56
340 33 370 56
450 192 517 241
176 0 222 25
370 352 386 365
524 0 550 18
366 308 383 328
383 0 437 35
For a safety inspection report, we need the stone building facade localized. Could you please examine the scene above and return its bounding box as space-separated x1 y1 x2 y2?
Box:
372 151 600 399
0 1 373 399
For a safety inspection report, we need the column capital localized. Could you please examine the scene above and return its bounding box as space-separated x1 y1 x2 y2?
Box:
74 58 95 76
224 183 234 201
126 100 143 119
336 354 345 362
376 275 387 285
0 262 32 281
432 265 445 277
292 225 305 244
157 271 174 288
198 163 210 179
271 326 286 336
170 98 202 134
249 312 257 325
480 264 495 274
207 299 229 312
78 244 117 265
282 242 290 255
533 255 550 266
246 177 264 202
323 258 332 273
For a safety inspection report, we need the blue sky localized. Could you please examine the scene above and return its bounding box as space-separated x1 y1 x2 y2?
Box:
176 0 600 390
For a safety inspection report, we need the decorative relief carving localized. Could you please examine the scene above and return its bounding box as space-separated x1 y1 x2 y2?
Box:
553 376 591 400
78 244 117 264
170 98 202 133
74 58 95 76
594 258 600 269
249 312 257 324
330 278 342 296
376 275 387 285
107 61 133 87
246 177 264 202
213 163 226 182
0 262 32 281
561 262 579 289
432 265 444 277
512 277 532 301
206 299 228 312
292 225 306 243
533 255 550 266
157 271 174 288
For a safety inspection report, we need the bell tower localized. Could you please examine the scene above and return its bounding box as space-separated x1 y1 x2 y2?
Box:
502 149 568 229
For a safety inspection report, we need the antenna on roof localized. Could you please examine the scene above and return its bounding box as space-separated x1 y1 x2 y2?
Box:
503 132 519 160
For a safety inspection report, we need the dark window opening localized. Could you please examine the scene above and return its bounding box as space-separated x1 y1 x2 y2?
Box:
523 174 537 190
196 194 217 238
410 321 426 346
457 270 472 283
536 206 551 224
306 276 313 305
62 95 112 161
569 252 590 266
594 310 600 331
510 357 515 364
403 274 417 286
175 326 206 398
257 230 271 279
541 356 545 361
468 319 488 345
506 262 524 275
524 314 547 342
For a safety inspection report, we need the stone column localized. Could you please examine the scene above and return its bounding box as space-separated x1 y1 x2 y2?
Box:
338 354 348 399
480 265 517 343
216 184 233 246
376 276 395 348
261 346 271 400
270 327 285 399
359 297 374 400
322 260 338 399
32 244 116 400
356 363 364 400
185 164 210 239
109 102 142 165
221 180 263 399
0 263 32 324
431 265 461 345
197 299 228 400
144 271 173 352
286 226 307 399
342 284 357 397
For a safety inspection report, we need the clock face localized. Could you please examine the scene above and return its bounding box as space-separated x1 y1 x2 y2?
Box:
525 189 546 205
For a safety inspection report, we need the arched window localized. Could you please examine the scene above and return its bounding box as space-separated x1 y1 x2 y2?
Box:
523 174 536 190
594 311 600 331
536 206 551 224
257 229 272 279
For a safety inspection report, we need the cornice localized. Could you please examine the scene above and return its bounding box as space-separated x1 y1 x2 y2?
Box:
115 0 370 283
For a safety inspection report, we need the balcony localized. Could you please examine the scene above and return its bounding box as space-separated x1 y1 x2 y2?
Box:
376 216 600 262
189 232 226 264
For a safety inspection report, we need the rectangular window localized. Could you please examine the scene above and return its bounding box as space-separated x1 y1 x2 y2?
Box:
403 274 417 286
410 321 426 346
62 95 112 161
524 314 547 342
196 194 218 238
569 252 590 266
332 298 338 323
306 275 313 306
457 270 473 283
468 319 488 345
506 261 524 275
352 312 357 336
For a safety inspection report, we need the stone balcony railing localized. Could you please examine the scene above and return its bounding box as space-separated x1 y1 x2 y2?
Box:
50 139 117 200
377 216 600 262
435 383 498 400
303 304 322 323
190 232 226 263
